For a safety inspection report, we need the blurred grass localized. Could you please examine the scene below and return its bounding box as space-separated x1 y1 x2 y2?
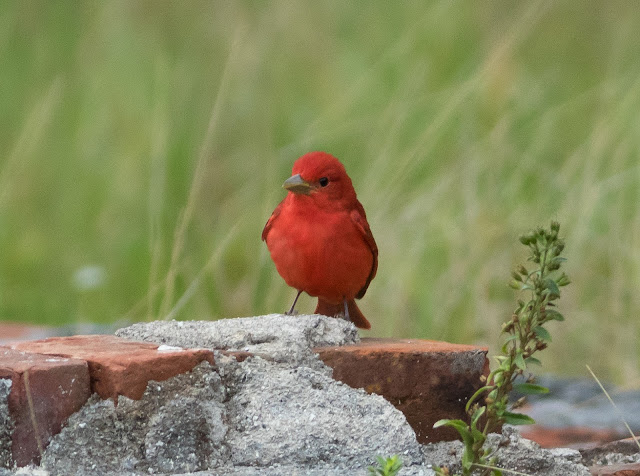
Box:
1 1 640 383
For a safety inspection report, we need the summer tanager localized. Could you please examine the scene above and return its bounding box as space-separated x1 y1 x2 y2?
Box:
262 151 378 329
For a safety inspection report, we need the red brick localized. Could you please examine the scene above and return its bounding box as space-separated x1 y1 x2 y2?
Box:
0 347 90 467
0 322 55 346
10 335 214 402
315 337 489 443
521 425 624 449
590 463 640 476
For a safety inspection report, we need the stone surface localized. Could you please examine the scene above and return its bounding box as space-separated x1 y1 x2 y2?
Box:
115 314 359 367
422 426 591 476
10 335 214 402
39 354 425 475
316 337 489 443
221 356 423 469
581 438 640 466
1 468 49 476
589 463 640 476
189 466 436 475
3 315 626 475
0 347 90 467
41 361 226 475
0 379 12 469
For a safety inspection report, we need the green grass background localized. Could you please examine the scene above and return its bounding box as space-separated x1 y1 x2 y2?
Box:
1 1 639 384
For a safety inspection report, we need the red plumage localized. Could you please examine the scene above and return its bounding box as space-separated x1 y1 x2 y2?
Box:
262 151 378 329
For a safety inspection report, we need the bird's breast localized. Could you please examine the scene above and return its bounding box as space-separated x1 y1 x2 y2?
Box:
265 203 373 302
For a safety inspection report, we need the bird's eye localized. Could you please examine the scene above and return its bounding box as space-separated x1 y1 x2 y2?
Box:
319 177 329 187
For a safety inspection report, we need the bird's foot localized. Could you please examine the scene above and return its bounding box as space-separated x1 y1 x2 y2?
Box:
285 290 303 316
336 311 351 323
342 299 351 322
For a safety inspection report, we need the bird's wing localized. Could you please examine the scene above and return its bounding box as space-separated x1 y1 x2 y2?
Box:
350 202 378 299
261 200 284 242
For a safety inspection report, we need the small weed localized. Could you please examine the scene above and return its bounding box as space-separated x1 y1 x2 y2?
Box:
368 455 403 476
434 221 570 476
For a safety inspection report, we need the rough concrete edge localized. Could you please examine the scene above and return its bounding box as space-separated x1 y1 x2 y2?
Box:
0 379 13 470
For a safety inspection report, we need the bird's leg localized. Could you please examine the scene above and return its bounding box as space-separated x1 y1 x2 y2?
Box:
343 298 351 322
286 290 303 315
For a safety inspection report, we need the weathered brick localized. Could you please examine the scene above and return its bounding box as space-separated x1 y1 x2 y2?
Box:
10 335 215 402
0 347 90 467
315 337 489 443
590 462 640 476
0 323 54 346
521 425 623 449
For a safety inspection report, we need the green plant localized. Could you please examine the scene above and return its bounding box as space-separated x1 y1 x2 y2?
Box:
368 455 403 476
433 221 570 476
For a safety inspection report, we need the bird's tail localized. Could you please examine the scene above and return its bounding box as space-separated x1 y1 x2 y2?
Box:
315 298 371 330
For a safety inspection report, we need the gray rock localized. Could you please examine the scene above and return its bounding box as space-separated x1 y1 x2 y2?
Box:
172 466 435 475
580 437 640 466
422 426 591 476
41 362 226 475
40 314 423 475
10 468 49 476
0 379 12 470
115 314 359 366
6 315 613 475
222 356 423 469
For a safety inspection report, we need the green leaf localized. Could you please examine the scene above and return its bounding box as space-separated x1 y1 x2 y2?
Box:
533 326 552 342
514 352 526 370
466 386 492 411
544 278 560 297
500 334 518 353
433 419 468 433
556 273 571 286
545 309 565 321
502 411 535 425
471 427 485 446
368 455 403 476
471 405 486 427
487 388 498 401
513 383 549 395
525 356 542 366
434 419 474 448
499 357 512 371
462 448 473 471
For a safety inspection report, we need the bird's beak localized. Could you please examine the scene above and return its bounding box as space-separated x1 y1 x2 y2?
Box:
282 174 312 195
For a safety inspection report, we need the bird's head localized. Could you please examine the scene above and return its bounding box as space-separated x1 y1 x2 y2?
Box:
283 151 357 206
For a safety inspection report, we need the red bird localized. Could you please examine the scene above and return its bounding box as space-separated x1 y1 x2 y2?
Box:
262 151 378 329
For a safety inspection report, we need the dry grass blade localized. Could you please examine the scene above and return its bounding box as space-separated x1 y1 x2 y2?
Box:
158 31 241 318
0 77 62 209
163 221 242 321
586 364 640 452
